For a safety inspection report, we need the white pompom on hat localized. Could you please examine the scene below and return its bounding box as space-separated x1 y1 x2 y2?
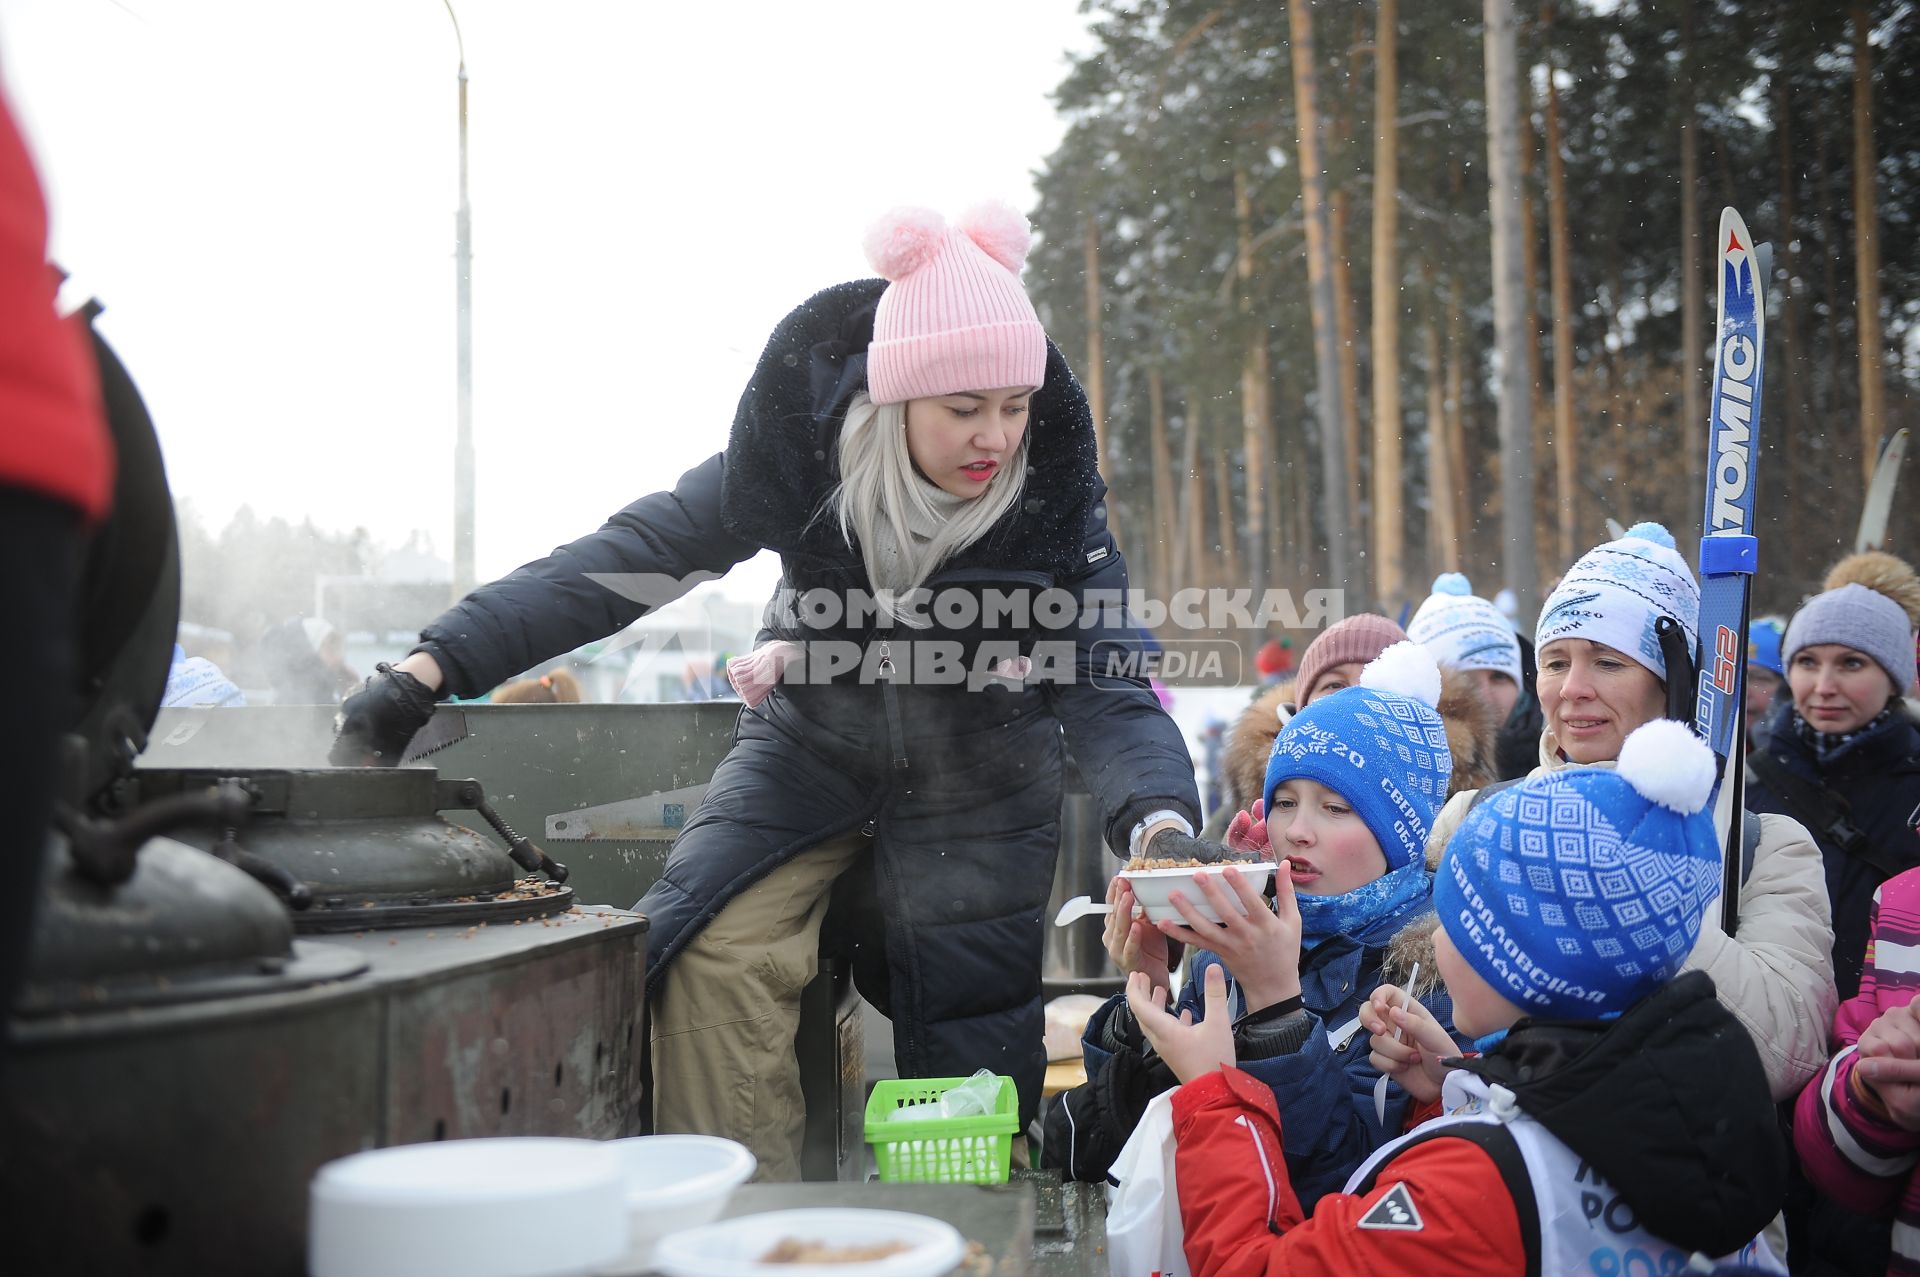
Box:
1614 718 1718 814
1358 640 1444 710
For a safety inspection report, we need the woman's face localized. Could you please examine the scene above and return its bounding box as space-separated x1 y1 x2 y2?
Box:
1468 668 1521 722
1306 661 1366 704
902 386 1034 499
1537 639 1667 764
1268 778 1389 896
1789 643 1896 735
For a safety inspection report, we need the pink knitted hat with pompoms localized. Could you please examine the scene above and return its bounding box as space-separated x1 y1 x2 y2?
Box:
862 202 1048 405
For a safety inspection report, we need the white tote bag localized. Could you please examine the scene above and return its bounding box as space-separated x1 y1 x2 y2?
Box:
1103 1089 1188 1277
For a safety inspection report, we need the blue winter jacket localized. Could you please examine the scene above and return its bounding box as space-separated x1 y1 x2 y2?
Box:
1044 887 1461 1212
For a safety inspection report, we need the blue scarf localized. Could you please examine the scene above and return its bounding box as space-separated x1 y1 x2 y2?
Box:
1294 858 1432 945
1472 1027 1510 1054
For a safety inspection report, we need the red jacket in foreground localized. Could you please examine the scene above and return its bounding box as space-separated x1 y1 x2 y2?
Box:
0 86 110 520
1172 1067 1522 1277
1171 971 1787 1277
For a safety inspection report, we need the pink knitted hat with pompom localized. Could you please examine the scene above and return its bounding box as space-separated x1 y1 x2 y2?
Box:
862 201 1047 405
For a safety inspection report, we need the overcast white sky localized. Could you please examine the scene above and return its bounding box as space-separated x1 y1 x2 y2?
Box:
1 0 1095 604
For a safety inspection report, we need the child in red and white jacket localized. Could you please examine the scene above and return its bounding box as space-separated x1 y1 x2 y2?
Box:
1794 865 1920 1276
1131 721 1788 1277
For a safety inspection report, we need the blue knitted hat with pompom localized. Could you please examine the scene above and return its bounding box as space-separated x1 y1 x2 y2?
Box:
1265 642 1453 871
1434 719 1721 1017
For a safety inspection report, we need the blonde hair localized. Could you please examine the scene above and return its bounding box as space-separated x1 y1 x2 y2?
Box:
491 668 583 704
830 390 1029 623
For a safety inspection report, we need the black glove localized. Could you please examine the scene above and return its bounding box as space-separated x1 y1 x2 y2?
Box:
1147 826 1254 865
1039 1045 1177 1182
329 662 439 767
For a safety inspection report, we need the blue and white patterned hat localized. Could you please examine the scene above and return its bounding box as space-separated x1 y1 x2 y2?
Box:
1748 616 1787 677
162 644 246 709
1264 642 1454 871
1434 719 1721 1018
1536 522 1699 681
1408 572 1524 687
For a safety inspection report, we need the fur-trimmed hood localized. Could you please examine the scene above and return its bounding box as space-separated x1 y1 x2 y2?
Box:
1436 669 1504 797
715 278 1102 589
1222 681 1294 811
1219 668 1503 813
1381 912 1444 1001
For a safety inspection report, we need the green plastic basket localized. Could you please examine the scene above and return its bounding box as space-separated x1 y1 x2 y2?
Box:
863 1075 1020 1184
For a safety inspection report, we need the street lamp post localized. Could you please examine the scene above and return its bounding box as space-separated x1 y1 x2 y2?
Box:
444 0 475 602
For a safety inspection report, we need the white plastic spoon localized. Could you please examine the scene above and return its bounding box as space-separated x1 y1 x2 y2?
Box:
1373 961 1421 1127
1052 895 1113 927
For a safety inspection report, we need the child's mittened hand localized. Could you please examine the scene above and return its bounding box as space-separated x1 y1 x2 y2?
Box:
1126 963 1238 1085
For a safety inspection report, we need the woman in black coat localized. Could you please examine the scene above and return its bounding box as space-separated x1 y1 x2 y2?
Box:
1746 551 1920 1002
331 203 1200 1176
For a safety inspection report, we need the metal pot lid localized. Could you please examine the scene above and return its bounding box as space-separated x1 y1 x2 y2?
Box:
130 768 573 932
18 835 368 1017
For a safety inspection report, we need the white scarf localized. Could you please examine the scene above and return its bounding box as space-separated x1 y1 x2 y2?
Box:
863 472 971 597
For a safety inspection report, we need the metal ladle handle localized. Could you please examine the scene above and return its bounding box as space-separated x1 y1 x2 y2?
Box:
442 778 569 883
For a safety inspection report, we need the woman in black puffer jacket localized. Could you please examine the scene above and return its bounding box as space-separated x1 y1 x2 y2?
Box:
1747 551 1920 1003
329 204 1200 1178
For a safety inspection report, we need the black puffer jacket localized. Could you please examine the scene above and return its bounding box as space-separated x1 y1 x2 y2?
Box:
413 280 1200 1120
1745 699 1920 1000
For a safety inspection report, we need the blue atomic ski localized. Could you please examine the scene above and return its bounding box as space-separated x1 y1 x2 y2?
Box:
1693 207 1767 933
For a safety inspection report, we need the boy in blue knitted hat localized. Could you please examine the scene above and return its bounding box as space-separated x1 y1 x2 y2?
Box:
1130 719 1789 1276
1043 642 1464 1207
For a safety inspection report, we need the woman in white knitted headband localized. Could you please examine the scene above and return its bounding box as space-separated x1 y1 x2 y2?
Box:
1531 521 1699 765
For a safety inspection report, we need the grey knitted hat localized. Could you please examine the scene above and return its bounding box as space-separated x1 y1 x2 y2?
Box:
1783 583 1913 692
